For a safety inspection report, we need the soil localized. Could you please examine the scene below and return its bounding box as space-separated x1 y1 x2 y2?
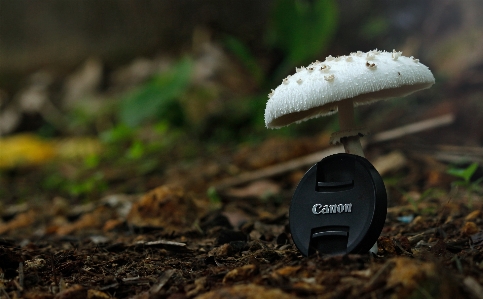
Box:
0 144 482 299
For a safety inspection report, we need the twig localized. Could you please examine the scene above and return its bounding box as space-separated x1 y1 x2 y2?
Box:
81 268 105 278
363 260 394 292
214 146 343 191
368 113 454 143
407 228 437 245
214 114 454 191
404 144 483 164
50 253 58 293
463 276 483 299
18 262 24 291
150 269 176 295
121 276 151 285
1 287 11 299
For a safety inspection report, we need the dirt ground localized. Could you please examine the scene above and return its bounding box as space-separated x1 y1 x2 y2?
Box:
1 141 483 299
1 2 483 296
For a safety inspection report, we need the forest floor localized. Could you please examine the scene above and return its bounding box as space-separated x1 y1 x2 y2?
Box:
1 133 483 299
2 16 483 296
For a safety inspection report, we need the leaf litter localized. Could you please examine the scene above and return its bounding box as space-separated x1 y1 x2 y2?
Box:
0 142 482 299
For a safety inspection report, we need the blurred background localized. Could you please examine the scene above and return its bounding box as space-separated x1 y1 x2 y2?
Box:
1 0 483 203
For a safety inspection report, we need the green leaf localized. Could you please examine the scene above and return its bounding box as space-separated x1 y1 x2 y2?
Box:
223 36 265 85
127 140 145 160
447 162 479 183
100 123 134 144
207 186 220 202
120 57 192 127
360 16 389 39
268 0 338 66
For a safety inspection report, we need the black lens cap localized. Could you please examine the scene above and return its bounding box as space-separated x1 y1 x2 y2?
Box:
289 153 387 256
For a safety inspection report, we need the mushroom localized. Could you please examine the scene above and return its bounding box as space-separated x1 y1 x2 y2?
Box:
265 49 435 157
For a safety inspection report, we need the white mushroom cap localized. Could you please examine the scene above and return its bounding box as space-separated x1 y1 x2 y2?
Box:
265 49 435 128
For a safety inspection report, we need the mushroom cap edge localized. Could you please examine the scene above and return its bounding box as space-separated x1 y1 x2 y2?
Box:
264 50 435 129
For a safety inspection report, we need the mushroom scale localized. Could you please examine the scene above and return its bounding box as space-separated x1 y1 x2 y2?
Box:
265 50 435 129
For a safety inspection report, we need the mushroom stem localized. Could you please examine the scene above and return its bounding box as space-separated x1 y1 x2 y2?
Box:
337 99 365 157
338 99 356 130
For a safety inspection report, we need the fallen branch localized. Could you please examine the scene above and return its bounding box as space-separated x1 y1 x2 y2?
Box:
214 146 343 191
368 113 455 143
405 144 483 164
214 114 455 191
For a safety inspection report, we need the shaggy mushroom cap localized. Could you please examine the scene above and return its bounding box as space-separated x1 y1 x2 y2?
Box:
265 49 435 128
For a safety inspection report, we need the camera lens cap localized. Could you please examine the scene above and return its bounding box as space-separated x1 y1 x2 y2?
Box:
290 153 387 256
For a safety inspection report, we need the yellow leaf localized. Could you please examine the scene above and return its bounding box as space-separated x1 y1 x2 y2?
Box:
0 134 56 168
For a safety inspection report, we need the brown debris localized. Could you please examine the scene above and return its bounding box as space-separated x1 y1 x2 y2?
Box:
127 185 205 231
87 289 110 299
430 239 448 257
56 206 117 235
462 221 479 236
395 236 412 253
224 180 280 199
195 284 294 299
0 210 36 235
378 236 397 255
386 257 459 299
185 277 207 297
223 264 258 283
463 276 483 299
465 210 481 221
22 292 54 299
273 265 301 278
54 284 87 299
233 135 329 170
208 243 235 257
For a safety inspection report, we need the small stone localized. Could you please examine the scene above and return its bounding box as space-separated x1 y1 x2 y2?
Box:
25 258 46 271
470 231 483 245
